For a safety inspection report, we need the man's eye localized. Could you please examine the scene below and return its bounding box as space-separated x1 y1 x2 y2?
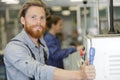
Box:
32 16 36 19
32 16 35 18
41 16 44 19
40 16 46 20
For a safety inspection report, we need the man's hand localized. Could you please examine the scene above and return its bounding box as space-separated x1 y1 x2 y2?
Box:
81 60 96 80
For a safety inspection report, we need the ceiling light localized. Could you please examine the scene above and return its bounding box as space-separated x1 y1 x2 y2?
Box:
81 9 89 15
45 0 53 1
70 0 83 2
62 10 71 16
69 6 77 11
2 0 19 4
99 5 106 10
51 6 62 11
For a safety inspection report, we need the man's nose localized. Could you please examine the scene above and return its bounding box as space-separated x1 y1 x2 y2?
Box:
36 18 41 24
37 18 45 23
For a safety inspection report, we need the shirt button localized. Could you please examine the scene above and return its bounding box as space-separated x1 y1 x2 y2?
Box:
25 62 28 64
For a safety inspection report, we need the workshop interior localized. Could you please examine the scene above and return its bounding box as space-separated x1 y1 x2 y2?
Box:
0 0 120 80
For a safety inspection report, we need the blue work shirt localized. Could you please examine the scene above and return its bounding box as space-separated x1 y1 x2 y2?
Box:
4 29 55 80
44 32 77 69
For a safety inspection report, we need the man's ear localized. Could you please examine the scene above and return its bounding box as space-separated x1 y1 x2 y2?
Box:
20 17 25 25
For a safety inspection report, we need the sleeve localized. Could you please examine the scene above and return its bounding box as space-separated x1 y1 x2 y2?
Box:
4 42 55 80
46 39 77 60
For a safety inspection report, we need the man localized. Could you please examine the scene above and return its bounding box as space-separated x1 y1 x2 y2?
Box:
3 0 95 80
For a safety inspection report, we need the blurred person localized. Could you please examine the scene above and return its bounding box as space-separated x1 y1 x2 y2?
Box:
44 15 83 69
3 0 95 80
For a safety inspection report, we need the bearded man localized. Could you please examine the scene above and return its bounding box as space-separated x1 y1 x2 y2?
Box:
3 0 95 80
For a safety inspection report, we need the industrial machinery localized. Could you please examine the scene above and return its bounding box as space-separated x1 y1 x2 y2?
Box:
84 34 120 80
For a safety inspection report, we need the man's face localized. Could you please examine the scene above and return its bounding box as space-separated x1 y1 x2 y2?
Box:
21 6 46 38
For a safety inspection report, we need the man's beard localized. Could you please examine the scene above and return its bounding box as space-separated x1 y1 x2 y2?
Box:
25 24 46 39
